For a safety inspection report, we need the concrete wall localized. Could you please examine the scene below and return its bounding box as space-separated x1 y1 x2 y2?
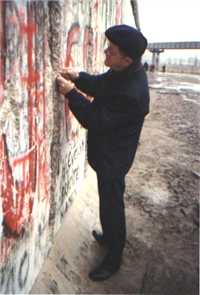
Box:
0 0 124 293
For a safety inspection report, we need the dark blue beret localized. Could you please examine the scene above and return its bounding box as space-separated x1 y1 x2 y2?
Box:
105 24 147 59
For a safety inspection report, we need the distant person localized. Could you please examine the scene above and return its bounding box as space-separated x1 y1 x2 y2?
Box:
56 25 149 281
143 61 149 71
150 64 155 72
162 64 166 72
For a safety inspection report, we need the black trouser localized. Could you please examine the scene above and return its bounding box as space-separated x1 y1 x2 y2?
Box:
97 172 126 262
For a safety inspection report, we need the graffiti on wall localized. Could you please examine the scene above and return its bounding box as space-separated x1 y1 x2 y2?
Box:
0 0 123 293
0 250 30 294
0 2 50 292
0 1 49 238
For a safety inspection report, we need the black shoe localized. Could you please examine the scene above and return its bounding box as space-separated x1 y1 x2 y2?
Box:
92 230 106 245
89 263 120 281
89 253 121 281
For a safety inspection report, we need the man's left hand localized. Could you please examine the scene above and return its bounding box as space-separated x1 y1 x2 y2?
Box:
56 75 74 95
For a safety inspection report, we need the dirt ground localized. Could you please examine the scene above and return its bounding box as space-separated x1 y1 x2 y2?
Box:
31 72 199 295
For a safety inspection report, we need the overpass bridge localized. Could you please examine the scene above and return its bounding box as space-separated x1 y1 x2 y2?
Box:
148 41 200 51
147 42 200 69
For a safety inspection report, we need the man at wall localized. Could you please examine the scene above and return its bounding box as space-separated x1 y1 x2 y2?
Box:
56 24 149 281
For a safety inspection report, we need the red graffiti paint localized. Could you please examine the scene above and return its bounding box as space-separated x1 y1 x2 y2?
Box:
65 23 80 67
94 0 99 11
115 0 122 25
64 23 81 134
22 14 38 193
0 134 25 236
19 4 49 195
0 4 49 241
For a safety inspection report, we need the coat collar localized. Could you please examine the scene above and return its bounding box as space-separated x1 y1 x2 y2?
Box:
107 59 143 81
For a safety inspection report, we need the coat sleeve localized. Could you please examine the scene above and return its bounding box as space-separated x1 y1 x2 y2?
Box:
66 88 140 134
74 72 104 97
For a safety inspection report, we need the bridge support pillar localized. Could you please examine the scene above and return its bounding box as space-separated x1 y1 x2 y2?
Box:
150 49 164 70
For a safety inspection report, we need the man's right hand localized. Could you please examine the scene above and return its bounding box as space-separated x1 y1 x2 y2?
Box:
59 68 79 82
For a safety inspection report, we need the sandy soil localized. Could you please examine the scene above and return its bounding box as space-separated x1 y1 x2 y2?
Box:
31 72 199 295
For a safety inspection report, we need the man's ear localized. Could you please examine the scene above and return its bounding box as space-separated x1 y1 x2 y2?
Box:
125 56 133 65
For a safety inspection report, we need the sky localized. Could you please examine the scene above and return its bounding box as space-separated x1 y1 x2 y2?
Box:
137 0 200 43
125 0 200 61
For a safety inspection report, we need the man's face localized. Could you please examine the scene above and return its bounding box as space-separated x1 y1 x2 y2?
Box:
104 40 132 71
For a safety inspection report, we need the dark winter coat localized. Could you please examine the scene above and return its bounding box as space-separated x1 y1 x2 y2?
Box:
66 62 150 177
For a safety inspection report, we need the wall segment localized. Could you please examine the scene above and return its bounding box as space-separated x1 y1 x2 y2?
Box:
0 0 124 293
